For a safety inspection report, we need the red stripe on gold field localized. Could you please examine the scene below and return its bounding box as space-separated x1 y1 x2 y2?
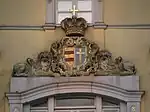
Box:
65 58 74 61
64 47 74 51
64 47 74 59
64 54 74 59
64 47 74 66
64 51 74 54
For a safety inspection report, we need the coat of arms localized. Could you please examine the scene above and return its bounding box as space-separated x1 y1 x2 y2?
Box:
64 46 86 70
12 16 136 77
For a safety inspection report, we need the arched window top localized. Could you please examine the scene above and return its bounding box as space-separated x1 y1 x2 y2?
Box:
55 97 95 107
102 98 121 112
102 97 121 107
55 93 95 107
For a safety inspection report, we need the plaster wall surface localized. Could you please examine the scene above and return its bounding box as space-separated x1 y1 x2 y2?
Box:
104 0 150 24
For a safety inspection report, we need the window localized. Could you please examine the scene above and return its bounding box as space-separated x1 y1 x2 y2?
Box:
56 0 92 24
102 100 120 112
56 0 72 24
55 95 96 112
55 97 95 107
23 95 125 112
30 98 48 112
23 98 48 112
77 0 92 23
46 0 103 26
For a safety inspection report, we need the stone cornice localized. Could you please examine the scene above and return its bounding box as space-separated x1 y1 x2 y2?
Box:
1 24 150 30
107 24 150 29
6 77 144 104
0 25 44 30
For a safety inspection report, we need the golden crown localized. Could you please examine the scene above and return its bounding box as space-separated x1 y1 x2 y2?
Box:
61 16 88 36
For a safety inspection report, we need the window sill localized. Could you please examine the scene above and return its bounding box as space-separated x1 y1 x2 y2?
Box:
93 22 107 29
43 22 107 30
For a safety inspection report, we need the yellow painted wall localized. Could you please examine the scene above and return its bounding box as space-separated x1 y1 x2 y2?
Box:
105 29 150 112
104 0 150 24
0 0 45 25
103 0 150 111
0 0 150 112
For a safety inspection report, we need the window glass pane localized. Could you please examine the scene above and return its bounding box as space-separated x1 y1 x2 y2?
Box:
57 13 72 23
102 101 119 107
31 98 48 107
78 0 92 11
55 111 70 112
77 12 92 23
102 110 119 112
31 111 47 112
79 110 95 112
58 1 72 11
56 98 94 106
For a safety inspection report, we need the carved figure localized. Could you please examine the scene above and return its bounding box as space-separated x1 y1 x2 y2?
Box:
115 56 125 72
115 56 136 75
36 51 51 71
12 62 31 76
98 50 115 71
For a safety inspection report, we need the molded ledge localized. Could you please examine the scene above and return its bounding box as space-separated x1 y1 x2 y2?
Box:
6 76 144 104
93 22 107 29
43 23 56 30
1 24 150 30
9 76 140 92
43 22 108 30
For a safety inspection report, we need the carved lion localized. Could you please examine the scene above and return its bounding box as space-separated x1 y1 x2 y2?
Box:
12 62 31 76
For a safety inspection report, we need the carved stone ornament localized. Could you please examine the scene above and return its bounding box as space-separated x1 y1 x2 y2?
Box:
61 16 88 36
13 107 20 112
131 105 136 112
12 16 136 77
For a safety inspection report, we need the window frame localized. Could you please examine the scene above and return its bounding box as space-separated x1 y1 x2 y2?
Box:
54 95 95 107
55 0 73 25
55 0 93 24
45 0 105 29
23 95 126 112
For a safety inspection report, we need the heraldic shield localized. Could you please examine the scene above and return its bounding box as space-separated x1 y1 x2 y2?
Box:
64 46 87 70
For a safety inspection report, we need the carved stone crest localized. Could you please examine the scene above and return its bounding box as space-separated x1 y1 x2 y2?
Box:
12 16 136 77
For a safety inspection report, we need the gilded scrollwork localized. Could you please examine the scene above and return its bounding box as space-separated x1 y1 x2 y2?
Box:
12 37 136 77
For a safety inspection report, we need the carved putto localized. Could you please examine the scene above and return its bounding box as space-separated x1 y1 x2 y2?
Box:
12 16 136 77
